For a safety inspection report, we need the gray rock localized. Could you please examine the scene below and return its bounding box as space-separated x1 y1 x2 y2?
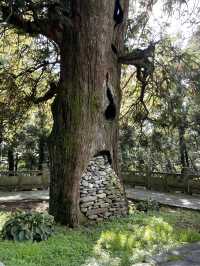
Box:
82 180 89 186
95 180 102 184
104 212 112 217
80 208 87 213
81 190 88 194
107 194 116 199
100 203 110 208
99 171 107 176
88 215 98 220
80 196 97 203
97 193 106 199
107 168 113 173
96 217 104 222
109 208 117 212
105 198 112 203
112 202 122 207
88 183 93 189
80 201 94 207
87 208 107 216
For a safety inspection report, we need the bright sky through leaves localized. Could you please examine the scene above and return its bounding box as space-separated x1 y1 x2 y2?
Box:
149 0 200 47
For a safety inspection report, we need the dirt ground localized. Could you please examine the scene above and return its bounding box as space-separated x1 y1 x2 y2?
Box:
0 200 49 212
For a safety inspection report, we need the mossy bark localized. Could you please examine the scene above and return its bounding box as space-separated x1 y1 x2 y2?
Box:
49 0 129 227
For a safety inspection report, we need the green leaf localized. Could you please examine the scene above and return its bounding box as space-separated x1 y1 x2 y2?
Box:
18 230 25 241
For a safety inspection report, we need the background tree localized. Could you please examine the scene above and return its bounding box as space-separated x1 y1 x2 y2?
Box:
0 104 51 172
120 15 200 176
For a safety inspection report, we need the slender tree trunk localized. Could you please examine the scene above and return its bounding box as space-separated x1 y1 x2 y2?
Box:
49 0 129 226
178 121 190 192
38 136 45 171
8 147 14 175
178 123 189 171
38 107 46 172
0 121 3 145
14 152 18 172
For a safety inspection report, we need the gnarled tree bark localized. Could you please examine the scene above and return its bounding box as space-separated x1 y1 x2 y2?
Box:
49 0 129 226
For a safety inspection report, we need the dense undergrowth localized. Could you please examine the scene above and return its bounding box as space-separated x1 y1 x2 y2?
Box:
0 208 200 266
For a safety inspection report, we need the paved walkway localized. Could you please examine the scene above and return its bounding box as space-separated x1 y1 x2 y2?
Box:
150 242 200 265
126 187 200 211
134 242 200 265
0 190 49 202
0 188 199 211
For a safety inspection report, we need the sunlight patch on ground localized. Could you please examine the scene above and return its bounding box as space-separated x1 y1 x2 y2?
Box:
82 216 189 265
0 212 9 231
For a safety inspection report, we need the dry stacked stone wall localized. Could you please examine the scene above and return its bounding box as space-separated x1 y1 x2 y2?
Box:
80 156 128 221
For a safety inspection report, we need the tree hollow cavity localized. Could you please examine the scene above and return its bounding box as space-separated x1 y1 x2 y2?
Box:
94 150 112 165
104 88 117 120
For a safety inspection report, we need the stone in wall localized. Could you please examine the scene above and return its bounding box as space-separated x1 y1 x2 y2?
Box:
80 155 128 221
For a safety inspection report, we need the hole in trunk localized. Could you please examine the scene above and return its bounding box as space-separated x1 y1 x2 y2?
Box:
95 150 112 165
104 88 116 121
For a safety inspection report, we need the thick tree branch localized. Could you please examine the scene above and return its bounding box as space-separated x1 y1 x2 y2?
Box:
118 44 155 66
0 2 73 43
26 82 58 104
119 43 156 118
1 5 43 35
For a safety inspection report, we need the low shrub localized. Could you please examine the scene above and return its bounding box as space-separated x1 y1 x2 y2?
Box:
135 198 160 212
1 212 54 242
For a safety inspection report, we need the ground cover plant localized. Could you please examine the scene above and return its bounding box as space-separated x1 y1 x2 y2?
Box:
1 212 54 242
0 208 200 266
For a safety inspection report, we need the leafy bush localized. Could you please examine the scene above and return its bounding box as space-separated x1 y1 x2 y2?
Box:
135 199 160 212
1 212 54 242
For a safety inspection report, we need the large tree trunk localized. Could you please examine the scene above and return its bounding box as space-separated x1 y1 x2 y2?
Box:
49 0 129 226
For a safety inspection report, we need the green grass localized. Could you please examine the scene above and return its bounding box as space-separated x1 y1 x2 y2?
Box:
0 208 200 266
